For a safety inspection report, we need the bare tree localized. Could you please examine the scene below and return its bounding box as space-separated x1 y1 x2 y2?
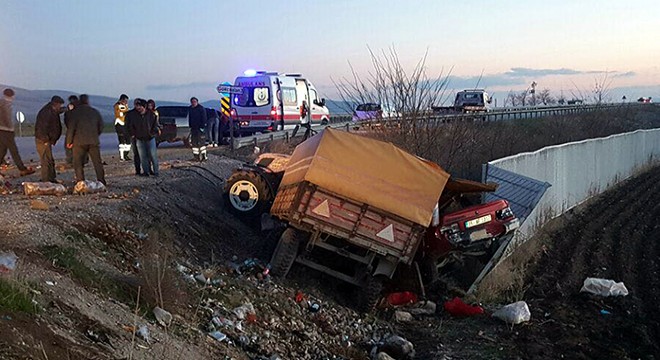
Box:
537 88 556 105
332 47 455 160
591 72 614 104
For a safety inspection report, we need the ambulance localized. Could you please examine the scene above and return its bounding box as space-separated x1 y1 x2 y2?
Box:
231 70 330 134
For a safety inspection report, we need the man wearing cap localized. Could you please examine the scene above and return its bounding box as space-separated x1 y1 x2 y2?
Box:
0 88 35 176
35 95 64 183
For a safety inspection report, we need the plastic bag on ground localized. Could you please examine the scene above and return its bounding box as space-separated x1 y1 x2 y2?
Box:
580 277 629 297
73 180 106 195
443 297 484 317
23 182 67 196
233 302 255 320
492 301 531 325
0 251 18 274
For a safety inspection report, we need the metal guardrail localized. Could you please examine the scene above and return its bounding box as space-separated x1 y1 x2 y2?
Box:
231 102 647 150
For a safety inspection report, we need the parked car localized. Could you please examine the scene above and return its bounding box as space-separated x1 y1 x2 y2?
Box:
156 106 190 147
352 103 383 122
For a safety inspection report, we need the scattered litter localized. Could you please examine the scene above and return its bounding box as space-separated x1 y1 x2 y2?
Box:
233 302 256 320
30 199 50 211
394 311 413 322
308 302 321 313
580 277 629 297
386 292 418 306
372 335 415 360
492 301 531 325
45 281 56 286
23 182 67 196
137 325 151 344
195 273 208 284
208 330 227 342
376 352 396 360
408 301 436 316
295 291 305 303
153 307 172 326
600 309 612 315
73 180 107 195
443 297 484 317
0 251 18 273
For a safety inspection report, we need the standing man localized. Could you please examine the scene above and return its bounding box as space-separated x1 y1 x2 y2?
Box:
125 98 142 175
127 99 159 177
66 94 106 185
188 97 207 161
63 95 79 167
205 107 219 147
0 88 35 176
114 94 131 161
35 95 64 183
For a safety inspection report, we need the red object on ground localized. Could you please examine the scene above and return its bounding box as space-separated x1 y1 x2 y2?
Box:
443 297 485 317
246 313 257 324
386 291 418 306
295 291 305 303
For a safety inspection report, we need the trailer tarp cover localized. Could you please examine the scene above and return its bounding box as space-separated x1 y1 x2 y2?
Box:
280 128 450 226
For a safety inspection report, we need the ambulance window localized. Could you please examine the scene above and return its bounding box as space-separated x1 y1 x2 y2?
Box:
254 87 269 107
281 88 297 106
309 89 318 104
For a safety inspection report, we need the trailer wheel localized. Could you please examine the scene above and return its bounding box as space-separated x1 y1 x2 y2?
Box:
224 170 273 219
270 228 303 278
358 275 386 313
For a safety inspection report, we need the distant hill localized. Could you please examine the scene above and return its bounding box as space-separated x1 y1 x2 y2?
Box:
0 84 186 124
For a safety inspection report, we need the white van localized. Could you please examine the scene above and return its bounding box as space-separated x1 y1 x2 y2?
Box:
232 71 330 134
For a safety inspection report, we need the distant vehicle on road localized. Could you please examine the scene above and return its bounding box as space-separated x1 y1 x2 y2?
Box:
638 97 653 103
156 106 190 147
232 71 330 134
352 103 383 122
432 89 492 114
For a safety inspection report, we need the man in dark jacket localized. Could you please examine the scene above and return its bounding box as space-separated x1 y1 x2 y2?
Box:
0 88 35 176
188 97 207 161
65 94 106 185
63 95 79 167
126 99 159 176
35 95 64 182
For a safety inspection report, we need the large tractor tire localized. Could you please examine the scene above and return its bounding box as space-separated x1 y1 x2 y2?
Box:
358 275 387 313
269 228 304 278
224 170 273 219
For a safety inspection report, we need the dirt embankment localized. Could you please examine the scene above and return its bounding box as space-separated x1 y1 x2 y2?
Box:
1 132 660 359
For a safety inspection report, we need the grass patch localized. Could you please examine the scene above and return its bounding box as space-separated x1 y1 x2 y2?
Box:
40 245 145 312
0 278 37 314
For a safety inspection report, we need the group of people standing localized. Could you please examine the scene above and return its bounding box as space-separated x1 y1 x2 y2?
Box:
34 93 106 185
2 88 225 185
113 95 160 176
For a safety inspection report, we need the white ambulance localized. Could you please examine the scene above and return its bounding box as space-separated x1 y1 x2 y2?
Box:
231 71 330 134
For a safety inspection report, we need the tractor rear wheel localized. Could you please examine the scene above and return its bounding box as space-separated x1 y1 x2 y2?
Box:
224 170 273 219
270 228 304 278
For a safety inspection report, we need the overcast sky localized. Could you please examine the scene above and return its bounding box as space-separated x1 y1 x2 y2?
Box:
1 0 658 103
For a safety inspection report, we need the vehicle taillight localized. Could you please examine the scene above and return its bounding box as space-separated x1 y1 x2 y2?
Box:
496 207 514 220
230 109 237 117
270 106 277 116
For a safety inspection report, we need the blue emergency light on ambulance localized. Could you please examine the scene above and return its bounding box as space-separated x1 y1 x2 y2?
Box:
231 71 330 134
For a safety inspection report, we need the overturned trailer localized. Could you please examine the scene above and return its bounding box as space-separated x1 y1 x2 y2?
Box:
268 128 449 311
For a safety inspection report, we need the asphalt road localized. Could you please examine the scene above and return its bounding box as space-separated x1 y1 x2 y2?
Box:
13 134 185 161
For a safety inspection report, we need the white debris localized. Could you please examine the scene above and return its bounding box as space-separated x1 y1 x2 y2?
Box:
580 277 629 297
492 301 531 325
